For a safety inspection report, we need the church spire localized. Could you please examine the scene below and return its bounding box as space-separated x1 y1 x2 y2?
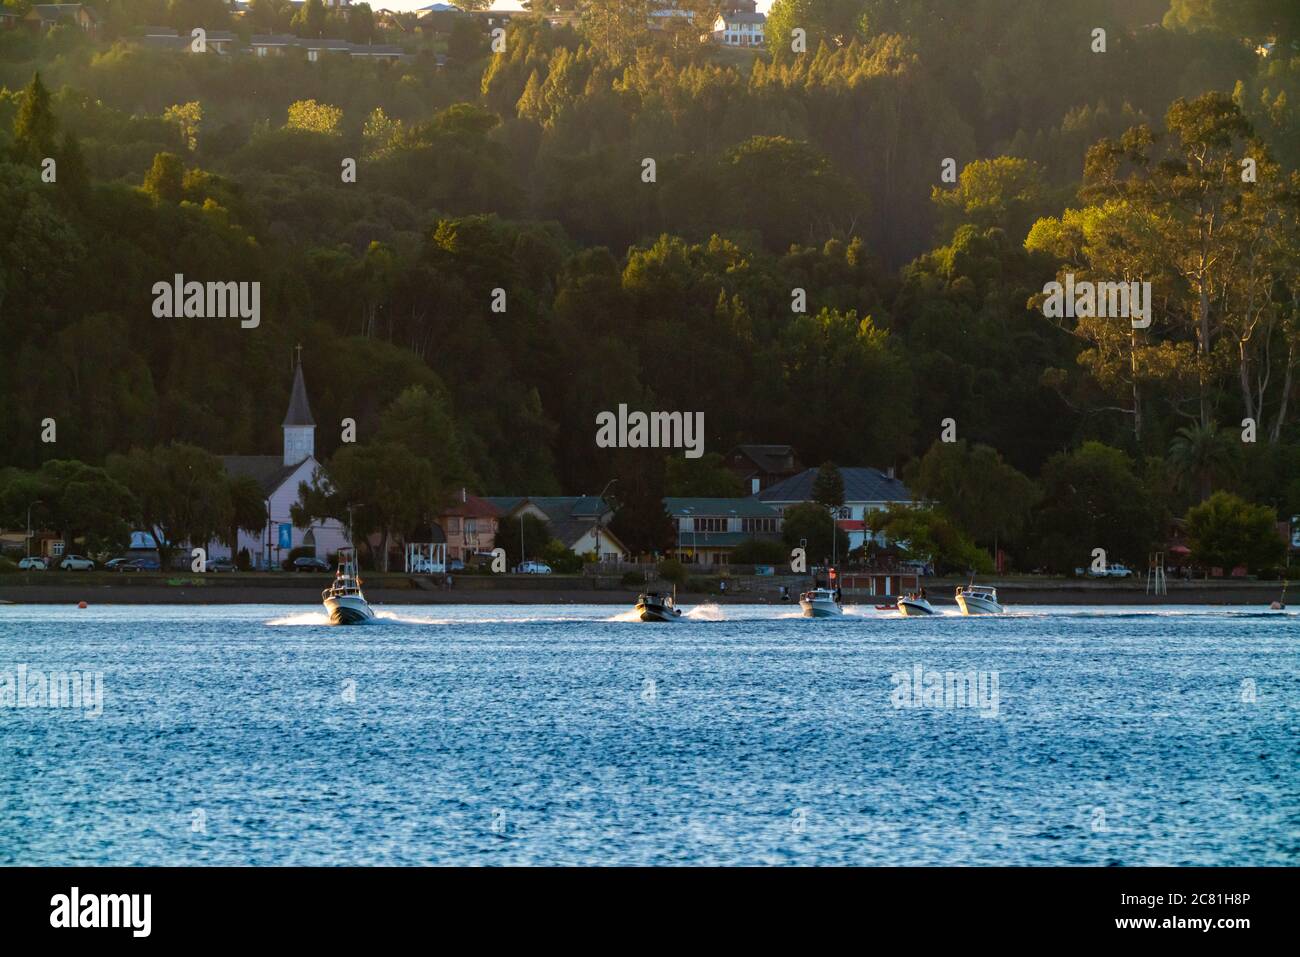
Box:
282 346 316 465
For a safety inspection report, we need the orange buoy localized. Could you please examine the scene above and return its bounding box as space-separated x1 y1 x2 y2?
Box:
77 601 88 609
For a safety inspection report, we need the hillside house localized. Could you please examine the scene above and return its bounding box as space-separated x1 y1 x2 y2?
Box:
757 467 913 551
435 490 501 564
665 497 782 567
25 4 98 33
485 496 629 564
726 444 803 494
713 10 764 46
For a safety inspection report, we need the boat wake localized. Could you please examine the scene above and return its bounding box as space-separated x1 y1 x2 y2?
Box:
266 611 332 626
607 608 645 622
684 602 724 621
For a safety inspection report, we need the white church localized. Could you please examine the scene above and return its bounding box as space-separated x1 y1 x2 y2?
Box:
210 354 350 569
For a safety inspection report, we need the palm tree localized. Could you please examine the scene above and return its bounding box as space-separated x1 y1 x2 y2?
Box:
1167 422 1235 503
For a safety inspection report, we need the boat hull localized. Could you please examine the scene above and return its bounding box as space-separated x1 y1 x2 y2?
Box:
324 595 376 625
800 599 842 618
637 607 682 622
897 598 936 616
955 594 1003 615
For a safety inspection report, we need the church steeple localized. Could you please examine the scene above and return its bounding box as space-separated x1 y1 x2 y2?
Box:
282 346 316 466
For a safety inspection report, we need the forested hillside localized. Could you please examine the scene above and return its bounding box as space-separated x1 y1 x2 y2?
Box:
2 0 1299 569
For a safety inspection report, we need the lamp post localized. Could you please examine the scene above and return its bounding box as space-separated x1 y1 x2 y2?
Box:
727 508 736 572
26 500 43 559
681 507 694 564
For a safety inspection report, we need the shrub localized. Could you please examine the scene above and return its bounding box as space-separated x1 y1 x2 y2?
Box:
621 570 646 586
657 558 687 586
730 538 787 564
0 557 19 575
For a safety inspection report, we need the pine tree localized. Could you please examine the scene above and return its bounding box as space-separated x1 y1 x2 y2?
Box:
13 72 58 164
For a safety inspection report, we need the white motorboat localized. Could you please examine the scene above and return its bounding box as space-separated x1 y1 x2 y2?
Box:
897 593 936 616
635 591 683 622
954 584 1003 615
322 547 375 625
800 586 843 618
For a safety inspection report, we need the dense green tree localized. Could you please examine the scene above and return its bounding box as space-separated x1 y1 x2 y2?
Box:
781 500 849 567
0 461 135 557
12 72 57 163
492 512 552 566
1030 442 1161 572
225 474 268 556
907 440 1040 551
1185 491 1285 571
1168 422 1238 502
766 0 868 56
142 151 185 202
1165 0 1300 45
866 503 992 574
293 442 437 571
665 453 744 497
811 461 845 509
375 384 474 499
290 0 327 37
106 444 232 569
347 3 375 44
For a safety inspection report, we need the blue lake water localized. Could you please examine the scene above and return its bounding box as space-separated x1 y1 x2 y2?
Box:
0 602 1296 865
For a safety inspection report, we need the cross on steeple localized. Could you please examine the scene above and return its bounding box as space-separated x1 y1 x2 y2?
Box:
295 343 303 368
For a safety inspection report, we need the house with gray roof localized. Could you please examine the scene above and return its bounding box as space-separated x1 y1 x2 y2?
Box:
484 496 630 563
726 444 803 494
756 466 914 551
25 4 98 32
665 497 782 567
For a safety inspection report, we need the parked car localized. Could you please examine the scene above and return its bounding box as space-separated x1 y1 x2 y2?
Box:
449 558 465 572
59 554 95 571
116 558 161 573
18 556 48 571
409 556 445 574
1106 563 1134 578
103 557 131 571
292 556 330 572
515 561 552 575
206 557 236 573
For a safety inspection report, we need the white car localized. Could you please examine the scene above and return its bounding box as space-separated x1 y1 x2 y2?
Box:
59 554 96 571
18 556 49 570
515 561 552 575
1106 564 1134 578
409 557 446 574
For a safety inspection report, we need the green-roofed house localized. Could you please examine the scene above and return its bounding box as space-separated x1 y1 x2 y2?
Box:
664 497 782 568
483 496 631 564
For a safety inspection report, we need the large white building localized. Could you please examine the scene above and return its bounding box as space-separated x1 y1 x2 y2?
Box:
212 355 350 569
713 11 765 46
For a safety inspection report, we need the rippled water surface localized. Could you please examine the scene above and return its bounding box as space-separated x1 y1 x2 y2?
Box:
1 603 1296 865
